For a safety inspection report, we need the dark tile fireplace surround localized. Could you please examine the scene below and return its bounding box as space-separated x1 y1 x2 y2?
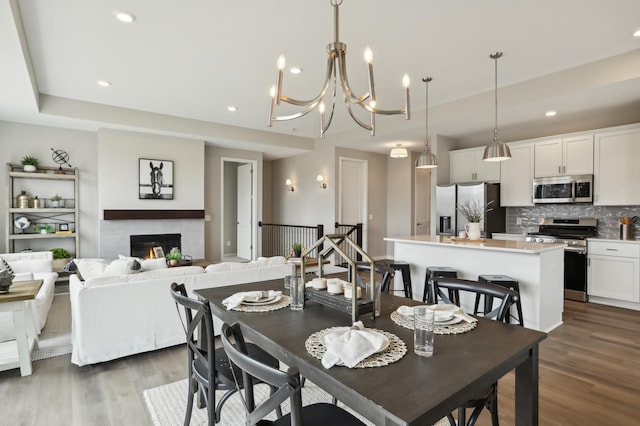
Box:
130 234 181 259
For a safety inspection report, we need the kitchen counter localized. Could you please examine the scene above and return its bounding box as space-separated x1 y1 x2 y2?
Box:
587 237 640 244
385 234 564 332
385 234 565 254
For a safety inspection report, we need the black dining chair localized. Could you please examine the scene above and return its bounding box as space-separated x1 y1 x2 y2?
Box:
220 322 367 426
170 283 281 425
428 277 521 426
347 261 395 293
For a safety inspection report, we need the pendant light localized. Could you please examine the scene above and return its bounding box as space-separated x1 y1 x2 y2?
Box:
416 77 438 169
390 144 408 158
482 52 511 162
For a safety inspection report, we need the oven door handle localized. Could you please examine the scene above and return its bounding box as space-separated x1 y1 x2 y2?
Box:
564 246 586 254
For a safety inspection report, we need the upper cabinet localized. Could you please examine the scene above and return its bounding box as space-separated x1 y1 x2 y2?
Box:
450 147 500 184
500 142 534 207
533 135 594 178
594 128 640 206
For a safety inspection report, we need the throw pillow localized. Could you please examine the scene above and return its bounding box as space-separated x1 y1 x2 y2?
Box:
140 258 168 271
12 272 34 282
75 259 108 281
205 263 231 273
0 258 14 274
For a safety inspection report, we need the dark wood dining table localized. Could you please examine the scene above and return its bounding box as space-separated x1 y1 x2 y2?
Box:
195 279 546 426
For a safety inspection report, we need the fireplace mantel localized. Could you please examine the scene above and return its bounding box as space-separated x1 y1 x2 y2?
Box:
103 210 205 220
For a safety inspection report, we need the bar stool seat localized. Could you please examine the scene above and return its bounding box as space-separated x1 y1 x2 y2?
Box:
388 261 413 299
476 275 523 326
423 266 458 303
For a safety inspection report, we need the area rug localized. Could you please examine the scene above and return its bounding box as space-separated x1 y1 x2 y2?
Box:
144 379 450 426
32 293 72 361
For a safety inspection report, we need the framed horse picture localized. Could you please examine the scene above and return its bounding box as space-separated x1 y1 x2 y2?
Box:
139 158 174 200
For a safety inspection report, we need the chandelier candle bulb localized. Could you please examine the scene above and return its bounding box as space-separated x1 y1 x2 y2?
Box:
403 74 411 119
276 55 285 105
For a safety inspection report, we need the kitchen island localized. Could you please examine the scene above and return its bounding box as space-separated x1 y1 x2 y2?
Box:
385 235 565 332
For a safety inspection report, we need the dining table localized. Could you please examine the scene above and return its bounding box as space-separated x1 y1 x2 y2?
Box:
195 279 546 426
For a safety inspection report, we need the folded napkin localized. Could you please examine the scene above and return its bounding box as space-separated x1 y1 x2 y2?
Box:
397 304 477 323
222 290 282 310
321 321 389 369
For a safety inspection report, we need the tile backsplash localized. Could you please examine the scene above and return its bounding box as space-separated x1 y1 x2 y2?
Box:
506 205 640 240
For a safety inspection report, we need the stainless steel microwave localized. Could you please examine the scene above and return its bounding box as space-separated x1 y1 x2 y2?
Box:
532 175 593 204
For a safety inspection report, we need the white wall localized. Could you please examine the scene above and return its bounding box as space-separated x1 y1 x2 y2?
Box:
0 121 100 257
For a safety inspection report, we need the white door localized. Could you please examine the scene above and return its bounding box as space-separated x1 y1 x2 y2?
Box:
237 163 253 260
339 158 367 249
414 168 431 235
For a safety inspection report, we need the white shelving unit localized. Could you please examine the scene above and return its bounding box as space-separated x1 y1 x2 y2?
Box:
6 163 79 256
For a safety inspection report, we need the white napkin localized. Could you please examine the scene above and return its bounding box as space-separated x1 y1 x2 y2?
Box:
222 290 281 310
397 304 477 323
321 321 389 369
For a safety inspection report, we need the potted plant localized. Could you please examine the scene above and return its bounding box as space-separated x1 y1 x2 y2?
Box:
457 200 494 240
166 250 182 267
51 247 71 271
50 194 63 208
21 155 39 172
291 242 303 258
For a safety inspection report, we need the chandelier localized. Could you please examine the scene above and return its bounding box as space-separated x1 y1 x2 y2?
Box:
268 0 410 138
482 52 511 162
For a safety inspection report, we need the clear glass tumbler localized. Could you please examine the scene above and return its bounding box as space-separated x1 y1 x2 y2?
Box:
290 277 305 311
414 306 435 357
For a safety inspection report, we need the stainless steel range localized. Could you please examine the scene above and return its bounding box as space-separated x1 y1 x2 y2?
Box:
526 218 598 302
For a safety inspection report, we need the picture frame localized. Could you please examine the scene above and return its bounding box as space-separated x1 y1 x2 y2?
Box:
139 158 174 200
58 223 69 231
153 246 165 259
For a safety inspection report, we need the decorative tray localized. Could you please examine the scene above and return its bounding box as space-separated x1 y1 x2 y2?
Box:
305 287 373 316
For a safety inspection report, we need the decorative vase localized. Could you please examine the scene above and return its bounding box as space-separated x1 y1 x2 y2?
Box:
294 249 301 258
464 222 481 240
23 165 36 172
168 259 179 267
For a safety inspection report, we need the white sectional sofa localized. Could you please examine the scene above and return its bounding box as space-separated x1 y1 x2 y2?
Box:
69 256 290 366
0 251 58 342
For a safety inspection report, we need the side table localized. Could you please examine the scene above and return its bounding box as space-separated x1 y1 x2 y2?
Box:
0 279 43 376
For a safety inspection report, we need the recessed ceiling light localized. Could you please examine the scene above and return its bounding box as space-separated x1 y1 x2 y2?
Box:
114 10 136 23
97 80 112 87
289 67 302 75
227 106 237 112
545 111 557 117
633 29 640 37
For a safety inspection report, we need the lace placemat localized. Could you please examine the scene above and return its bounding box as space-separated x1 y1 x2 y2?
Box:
230 295 291 312
390 311 478 334
305 327 407 368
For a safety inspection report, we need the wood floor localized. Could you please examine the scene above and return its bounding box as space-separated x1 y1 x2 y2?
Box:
0 300 638 425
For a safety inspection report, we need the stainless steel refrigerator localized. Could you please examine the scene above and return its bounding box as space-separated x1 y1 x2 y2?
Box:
455 182 505 238
435 184 456 235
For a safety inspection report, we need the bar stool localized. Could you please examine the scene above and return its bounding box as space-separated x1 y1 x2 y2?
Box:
388 261 413 299
423 266 458 303
476 275 524 326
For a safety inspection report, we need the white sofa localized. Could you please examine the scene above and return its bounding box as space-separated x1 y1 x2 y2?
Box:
69 256 290 366
0 251 59 342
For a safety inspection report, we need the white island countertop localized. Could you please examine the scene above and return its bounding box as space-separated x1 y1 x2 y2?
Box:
384 234 565 254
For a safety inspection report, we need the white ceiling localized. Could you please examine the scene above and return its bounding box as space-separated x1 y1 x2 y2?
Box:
3 0 640 158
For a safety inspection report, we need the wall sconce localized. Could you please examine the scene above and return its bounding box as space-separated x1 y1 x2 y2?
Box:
317 175 327 189
285 178 295 192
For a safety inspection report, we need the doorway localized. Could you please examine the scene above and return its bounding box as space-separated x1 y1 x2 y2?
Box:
414 167 431 235
338 157 368 250
221 158 257 262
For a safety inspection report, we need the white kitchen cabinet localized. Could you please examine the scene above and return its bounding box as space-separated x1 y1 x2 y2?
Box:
449 147 500 184
594 128 640 206
533 135 593 178
500 142 534 206
588 241 640 303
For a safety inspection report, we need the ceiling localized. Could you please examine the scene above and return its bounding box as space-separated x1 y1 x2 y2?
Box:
3 0 640 159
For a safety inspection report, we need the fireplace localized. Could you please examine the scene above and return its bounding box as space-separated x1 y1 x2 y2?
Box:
130 233 181 259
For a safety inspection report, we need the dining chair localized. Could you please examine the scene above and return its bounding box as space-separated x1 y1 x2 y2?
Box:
348 261 395 293
220 322 367 426
428 277 521 426
170 283 281 425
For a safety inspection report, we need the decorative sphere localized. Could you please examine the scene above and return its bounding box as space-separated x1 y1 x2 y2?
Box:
51 149 70 166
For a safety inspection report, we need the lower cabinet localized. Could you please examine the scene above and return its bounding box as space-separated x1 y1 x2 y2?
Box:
587 241 640 302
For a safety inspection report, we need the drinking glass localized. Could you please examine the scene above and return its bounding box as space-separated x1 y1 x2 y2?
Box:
414 306 435 357
290 277 305 311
